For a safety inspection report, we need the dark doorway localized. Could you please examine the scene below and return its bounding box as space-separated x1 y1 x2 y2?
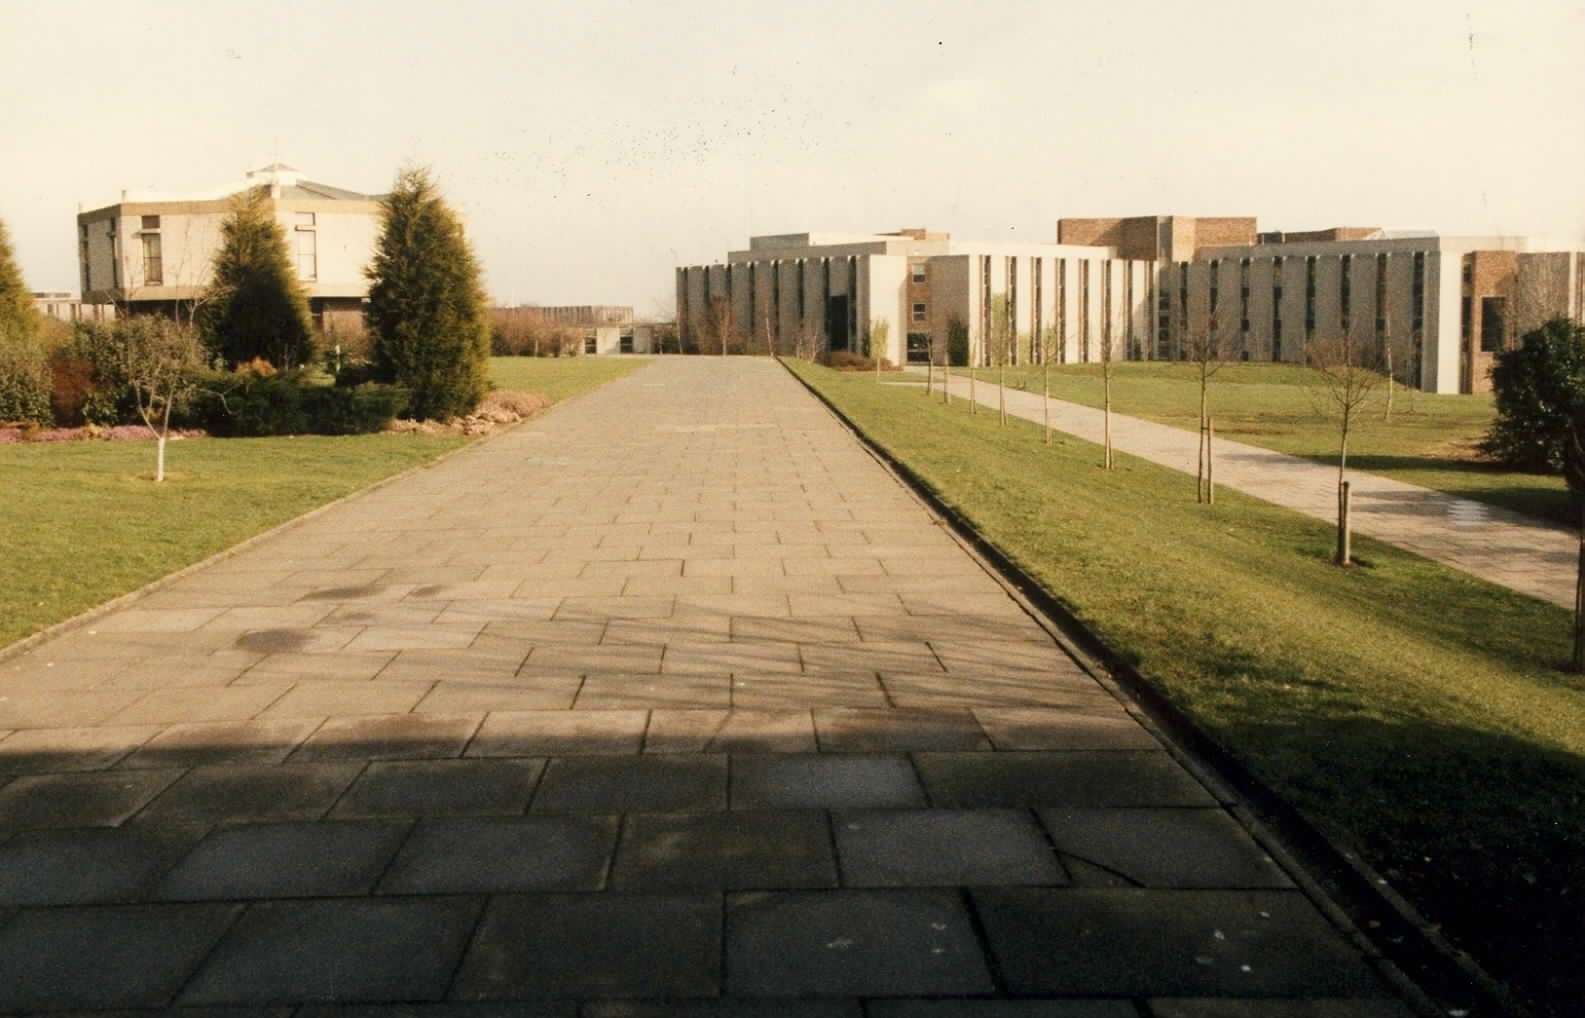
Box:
906 333 930 364
826 296 850 352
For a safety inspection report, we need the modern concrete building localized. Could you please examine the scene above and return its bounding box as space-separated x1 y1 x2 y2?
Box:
76 163 381 332
30 291 114 325
508 305 662 355
678 218 1585 393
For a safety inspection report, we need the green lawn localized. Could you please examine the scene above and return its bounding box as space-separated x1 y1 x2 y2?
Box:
791 359 1585 1017
1 358 647 650
489 355 651 403
977 361 1570 525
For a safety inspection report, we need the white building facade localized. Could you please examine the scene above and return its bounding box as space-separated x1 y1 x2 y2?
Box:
76 163 381 333
678 218 1585 394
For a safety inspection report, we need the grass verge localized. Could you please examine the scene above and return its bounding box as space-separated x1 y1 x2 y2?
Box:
983 361 1569 525
1 357 649 649
791 358 1585 1017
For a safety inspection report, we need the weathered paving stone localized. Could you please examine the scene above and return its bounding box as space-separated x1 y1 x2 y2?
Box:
725 889 993 996
0 769 182 829
158 820 411 900
914 751 1218 808
120 718 324 768
973 707 1161 750
611 811 837 890
972 888 1387 996
729 754 928 810
290 712 484 762
1038 808 1293 889
833 809 1067 887
644 709 817 753
532 755 727 813
379 815 618 893
813 709 991 752
868 1002 1137 1018
0 903 240 1009
467 710 650 756
584 1002 861 1017
332 759 545 818
182 897 482 1004
0 825 204 904
0 724 160 772
1144 1001 1418 1018
451 893 721 999
134 763 364 825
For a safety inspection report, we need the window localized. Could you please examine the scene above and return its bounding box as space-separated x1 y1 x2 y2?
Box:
1481 297 1507 352
584 335 597 355
1412 252 1426 336
1376 253 1390 336
295 212 317 280
141 233 163 285
619 331 634 354
1340 254 1352 330
906 332 930 363
108 225 119 289
1304 256 1317 334
911 302 927 322
911 263 927 283
141 214 160 230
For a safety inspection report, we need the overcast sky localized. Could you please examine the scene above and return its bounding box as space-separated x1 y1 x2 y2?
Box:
2 0 1581 314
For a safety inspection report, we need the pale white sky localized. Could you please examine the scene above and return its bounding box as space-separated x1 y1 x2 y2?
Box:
2 0 1582 314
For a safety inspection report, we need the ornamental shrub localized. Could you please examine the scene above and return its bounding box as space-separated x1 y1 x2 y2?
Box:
1481 317 1585 475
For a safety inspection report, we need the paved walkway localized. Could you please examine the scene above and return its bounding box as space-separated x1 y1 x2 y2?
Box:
0 358 1412 1014
928 369 1578 607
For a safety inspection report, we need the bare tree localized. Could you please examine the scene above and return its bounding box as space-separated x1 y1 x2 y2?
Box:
988 295 1012 425
1308 330 1384 565
1185 300 1234 503
1039 322 1059 444
700 296 735 358
107 317 205 483
1381 313 1395 422
793 316 820 362
869 319 890 383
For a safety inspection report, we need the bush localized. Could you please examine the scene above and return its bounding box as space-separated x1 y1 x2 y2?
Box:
1481 318 1585 474
197 369 408 436
825 350 883 371
0 337 51 426
46 351 96 426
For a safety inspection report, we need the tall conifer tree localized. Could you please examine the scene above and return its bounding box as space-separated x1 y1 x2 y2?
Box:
365 167 489 420
0 217 51 424
201 186 313 368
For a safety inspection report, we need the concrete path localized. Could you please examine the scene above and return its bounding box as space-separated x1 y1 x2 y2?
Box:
0 358 1412 1014
929 369 1578 608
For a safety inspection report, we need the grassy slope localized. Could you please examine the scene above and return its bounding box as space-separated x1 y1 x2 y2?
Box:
1 357 649 649
792 359 1585 1016
489 355 651 403
983 361 1570 525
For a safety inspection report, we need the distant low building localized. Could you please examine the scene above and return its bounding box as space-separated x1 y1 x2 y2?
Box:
678 218 1585 393
505 305 662 355
31 290 114 325
76 163 381 333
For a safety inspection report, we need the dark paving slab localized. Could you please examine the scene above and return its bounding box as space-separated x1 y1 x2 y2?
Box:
833 809 1066 887
379 815 618 893
0 825 204 904
0 903 240 1010
972 888 1387 997
290 713 484 762
914 752 1217 808
611 811 837 890
1038 808 1293 888
332 759 545 818
813 709 991 752
451 893 720 999
725 889 993 997
729 755 927 809
867 1002 1137 1018
532 756 728 813
158 820 411 900
0 769 182 829
1145 1001 1418 1018
181 897 482 1004
298 1006 573 1018
585 1003 861 1017
133 764 364 825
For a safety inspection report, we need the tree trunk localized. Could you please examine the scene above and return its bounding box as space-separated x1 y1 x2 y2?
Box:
1335 426 1351 565
1042 362 1051 444
1207 416 1215 505
1575 500 1585 672
969 363 977 415
1384 344 1395 422
1103 372 1113 470
155 433 167 483
943 358 951 405
1197 381 1207 503
926 356 933 398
